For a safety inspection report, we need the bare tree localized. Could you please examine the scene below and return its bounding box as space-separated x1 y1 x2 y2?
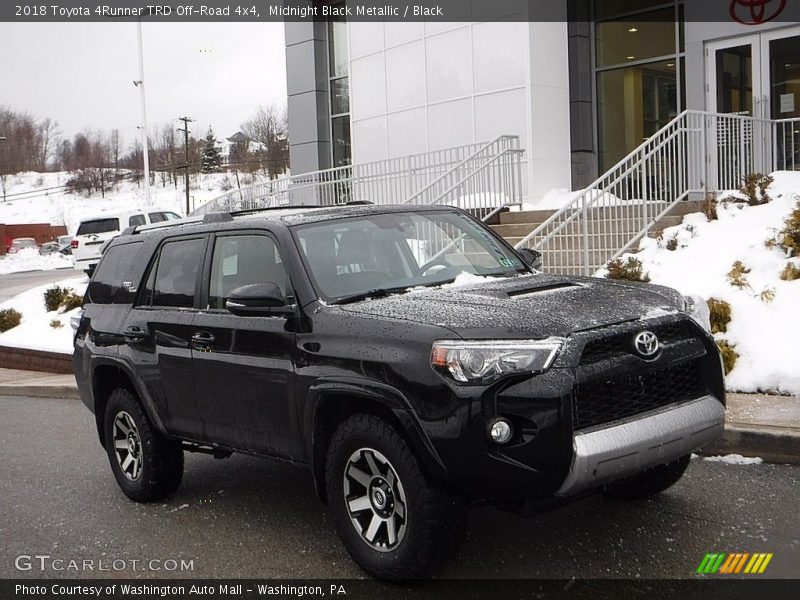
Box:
38 118 60 171
241 104 289 179
110 129 122 172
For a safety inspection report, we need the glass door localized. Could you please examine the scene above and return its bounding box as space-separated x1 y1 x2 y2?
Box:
762 30 800 170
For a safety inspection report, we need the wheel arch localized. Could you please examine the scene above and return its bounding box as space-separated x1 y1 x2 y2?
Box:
305 381 449 503
90 358 167 446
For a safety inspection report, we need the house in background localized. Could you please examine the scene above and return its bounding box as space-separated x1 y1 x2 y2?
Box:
218 131 267 164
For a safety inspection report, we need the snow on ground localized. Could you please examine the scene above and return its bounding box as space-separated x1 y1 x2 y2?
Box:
0 248 74 275
610 170 800 395
703 454 764 465
0 276 87 353
0 170 237 233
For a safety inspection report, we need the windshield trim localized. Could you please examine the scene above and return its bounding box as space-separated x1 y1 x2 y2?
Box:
290 208 530 305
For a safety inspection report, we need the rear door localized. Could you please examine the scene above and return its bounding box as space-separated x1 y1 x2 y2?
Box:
120 234 207 439
190 230 300 458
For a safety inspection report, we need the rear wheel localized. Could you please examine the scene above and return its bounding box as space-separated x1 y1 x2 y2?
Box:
604 455 690 500
103 388 183 502
325 414 465 579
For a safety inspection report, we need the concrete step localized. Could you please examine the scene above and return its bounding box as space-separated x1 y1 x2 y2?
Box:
498 209 557 225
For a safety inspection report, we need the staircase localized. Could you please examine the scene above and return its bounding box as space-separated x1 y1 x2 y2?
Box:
491 201 705 269
514 110 800 276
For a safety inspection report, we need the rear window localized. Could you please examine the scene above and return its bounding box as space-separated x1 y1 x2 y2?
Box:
87 242 144 304
129 214 146 227
77 218 120 236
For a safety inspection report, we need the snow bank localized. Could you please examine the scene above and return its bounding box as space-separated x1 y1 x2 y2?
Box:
703 454 764 465
0 276 88 354
621 170 800 395
0 170 235 232
0 248 74 275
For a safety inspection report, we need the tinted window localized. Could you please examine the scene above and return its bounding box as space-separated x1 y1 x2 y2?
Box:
77 218 120 235
129 214 146 226
164 212 181 221
208 235 286 309
87 242 144 304
148 212 166 223
142 238 205 308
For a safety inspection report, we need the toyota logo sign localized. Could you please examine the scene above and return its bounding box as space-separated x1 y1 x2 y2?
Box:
729 0 787 25
633 331 660 358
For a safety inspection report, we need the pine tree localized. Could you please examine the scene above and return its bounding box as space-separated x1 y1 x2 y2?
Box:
200 128 222 173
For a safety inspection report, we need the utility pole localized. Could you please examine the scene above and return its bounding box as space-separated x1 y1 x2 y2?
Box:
134 18 151 204
177 116 193 215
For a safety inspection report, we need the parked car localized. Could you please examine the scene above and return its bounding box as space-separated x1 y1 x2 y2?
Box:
74 204 724 579
72 209 180 274
7 237 39 254
39 241 61 255
57 234 74 255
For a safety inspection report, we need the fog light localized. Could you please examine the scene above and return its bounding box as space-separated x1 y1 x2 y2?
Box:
488 418 513 444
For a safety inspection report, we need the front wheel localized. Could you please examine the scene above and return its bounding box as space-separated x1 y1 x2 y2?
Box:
325 414 465 579
103 388 184 502
603 455 690 500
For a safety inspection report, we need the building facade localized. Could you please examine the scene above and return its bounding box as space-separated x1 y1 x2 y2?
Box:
285 0 800 205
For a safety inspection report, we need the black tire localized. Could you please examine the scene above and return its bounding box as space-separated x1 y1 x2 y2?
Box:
325 414 465 579
103 388 184 502
604 455 690 500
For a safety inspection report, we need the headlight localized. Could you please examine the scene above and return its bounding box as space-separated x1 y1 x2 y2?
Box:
683 295 711 332
431 339 564 384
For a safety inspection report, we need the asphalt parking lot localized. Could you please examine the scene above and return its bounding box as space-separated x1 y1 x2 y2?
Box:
1 393 798 580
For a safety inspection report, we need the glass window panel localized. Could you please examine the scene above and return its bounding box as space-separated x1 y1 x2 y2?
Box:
330 77 350 115
328 18 349 78
715 45 752 115
595 9 676 67
87 242 143 304
597 60 677 170
151 238 205 308
208 236 286 310
769 36 800 119
595 0 672 19
332 116 351 167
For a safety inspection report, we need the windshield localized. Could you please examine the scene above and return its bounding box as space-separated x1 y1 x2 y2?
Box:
77 218 120 236
293 210 527 302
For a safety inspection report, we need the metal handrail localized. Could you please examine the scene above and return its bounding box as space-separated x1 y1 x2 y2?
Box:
514 110 799 276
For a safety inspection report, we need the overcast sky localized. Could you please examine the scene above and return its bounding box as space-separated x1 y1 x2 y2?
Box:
1 22 287 148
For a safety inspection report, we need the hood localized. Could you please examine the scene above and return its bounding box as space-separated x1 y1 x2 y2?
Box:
337 273 684 339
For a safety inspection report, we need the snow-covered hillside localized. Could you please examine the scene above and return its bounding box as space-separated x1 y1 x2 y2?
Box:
619 171 800 395
0 170 237 233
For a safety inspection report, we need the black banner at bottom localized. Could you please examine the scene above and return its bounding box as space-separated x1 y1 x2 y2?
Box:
3 579 800 600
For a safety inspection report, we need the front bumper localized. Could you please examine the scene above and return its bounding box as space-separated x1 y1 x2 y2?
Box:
556 395 725 496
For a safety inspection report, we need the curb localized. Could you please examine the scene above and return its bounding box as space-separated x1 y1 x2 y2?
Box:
0 346 72 374
703 423 800 465
0 384 80 400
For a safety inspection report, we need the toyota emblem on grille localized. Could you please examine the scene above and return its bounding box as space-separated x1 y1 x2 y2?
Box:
633 331 659 358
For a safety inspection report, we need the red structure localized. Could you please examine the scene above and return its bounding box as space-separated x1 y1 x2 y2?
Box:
1 223 68 254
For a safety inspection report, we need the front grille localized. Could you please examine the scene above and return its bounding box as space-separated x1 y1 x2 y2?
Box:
580 321 694 364
572 359 707 431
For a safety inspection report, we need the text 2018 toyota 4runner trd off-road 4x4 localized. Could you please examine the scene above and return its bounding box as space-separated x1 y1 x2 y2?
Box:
74 204 725 579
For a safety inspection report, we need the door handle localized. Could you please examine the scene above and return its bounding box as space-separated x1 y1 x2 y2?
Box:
123 326 146 343
191 331 215 351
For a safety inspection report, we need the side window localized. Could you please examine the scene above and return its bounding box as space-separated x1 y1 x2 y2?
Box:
87 242 144 304
148 212 166 223
141 238 205 308
163 212 181 221
129 214 146 227
208 235 287 309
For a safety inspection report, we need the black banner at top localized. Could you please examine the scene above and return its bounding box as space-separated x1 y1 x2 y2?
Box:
2 0 800 23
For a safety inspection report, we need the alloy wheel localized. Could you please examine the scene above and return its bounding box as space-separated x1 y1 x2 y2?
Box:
343 448 408 552
112 411 143 481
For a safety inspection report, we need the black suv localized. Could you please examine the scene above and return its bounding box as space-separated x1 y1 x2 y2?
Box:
74 204 725 578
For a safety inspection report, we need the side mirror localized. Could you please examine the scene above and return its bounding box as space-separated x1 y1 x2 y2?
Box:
225 283 295 316
517 248 543 271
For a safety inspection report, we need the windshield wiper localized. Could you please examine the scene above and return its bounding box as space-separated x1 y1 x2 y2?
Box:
331 285 413 305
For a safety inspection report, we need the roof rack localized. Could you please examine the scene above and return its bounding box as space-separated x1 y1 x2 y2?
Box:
230 205 320 216
122 212 233 236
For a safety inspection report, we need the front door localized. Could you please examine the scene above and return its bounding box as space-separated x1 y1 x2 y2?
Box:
706 27 800 181
191 231 300 459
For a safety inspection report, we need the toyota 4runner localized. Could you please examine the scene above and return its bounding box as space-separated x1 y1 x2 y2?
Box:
74 204 725 579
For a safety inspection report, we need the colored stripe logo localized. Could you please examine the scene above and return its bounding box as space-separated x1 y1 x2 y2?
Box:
697 552 773 574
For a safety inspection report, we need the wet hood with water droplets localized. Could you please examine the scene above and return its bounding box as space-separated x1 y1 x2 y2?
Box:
337 273 684 339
